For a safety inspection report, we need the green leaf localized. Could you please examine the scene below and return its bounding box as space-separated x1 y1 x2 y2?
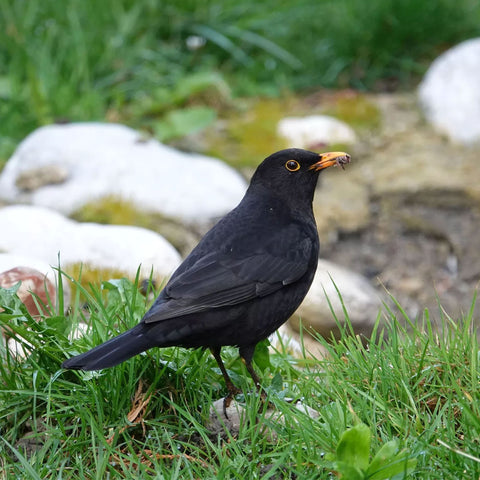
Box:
325 452 336 462
44 315 70 336
367 449 417 480
102 278 129 303
155 106 217 142
0 76 12 99
166 106 216 134
0 282 21 302
0 284 31 318
336 423 371 472
334 461 365 480
270 372 283 392
102 277 145 321
172 71 230 105
0 313 24 322
366 440 399 476
253 338 272 372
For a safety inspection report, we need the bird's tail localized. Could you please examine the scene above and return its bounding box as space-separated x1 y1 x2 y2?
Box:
62 325 153 371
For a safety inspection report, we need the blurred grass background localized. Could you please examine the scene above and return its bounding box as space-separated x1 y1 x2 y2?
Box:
1 0 480 162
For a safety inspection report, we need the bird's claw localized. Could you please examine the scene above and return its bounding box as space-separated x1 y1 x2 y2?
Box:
223 386 242 418
258 389 275 412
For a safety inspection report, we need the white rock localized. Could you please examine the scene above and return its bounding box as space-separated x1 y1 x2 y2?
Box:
291 259 383 340
7 338 33 359
269 324 327 359
277 115 357 149
208 398 319 441
0 123 247 223
269 324 304 357
418 38 480 144
0 205 181 280
0 254 55 279
69 322 89 341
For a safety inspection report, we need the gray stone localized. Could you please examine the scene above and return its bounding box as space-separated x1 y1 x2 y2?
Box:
320 92 480 324
15 164 69 191
418 38 480 144
313 172 370 244
208 398 319 441
290 260 383 340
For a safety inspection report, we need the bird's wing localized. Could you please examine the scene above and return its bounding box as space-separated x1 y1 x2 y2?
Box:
143 223 314 323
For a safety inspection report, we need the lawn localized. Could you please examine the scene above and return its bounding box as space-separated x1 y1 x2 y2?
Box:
0 276 478 478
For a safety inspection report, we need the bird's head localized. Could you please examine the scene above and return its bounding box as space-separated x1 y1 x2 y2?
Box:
249 148 351 206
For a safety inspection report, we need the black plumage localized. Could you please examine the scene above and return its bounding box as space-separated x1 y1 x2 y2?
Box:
62 148 350 403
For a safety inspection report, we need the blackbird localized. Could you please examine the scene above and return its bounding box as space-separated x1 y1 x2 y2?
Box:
62 148 350 405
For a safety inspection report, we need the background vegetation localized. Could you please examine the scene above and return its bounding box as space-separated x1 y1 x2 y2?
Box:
1 0 480 161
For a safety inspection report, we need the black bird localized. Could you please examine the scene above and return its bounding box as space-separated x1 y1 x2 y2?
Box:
62 148 350 404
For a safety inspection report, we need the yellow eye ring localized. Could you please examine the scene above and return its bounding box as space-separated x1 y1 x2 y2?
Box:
285 160 300 172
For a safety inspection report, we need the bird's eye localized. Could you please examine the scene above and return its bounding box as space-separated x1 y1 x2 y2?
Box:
285 160 300 172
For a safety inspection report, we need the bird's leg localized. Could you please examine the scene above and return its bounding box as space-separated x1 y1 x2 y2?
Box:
239 345 269 405
210 347 241 417
244 360 266 396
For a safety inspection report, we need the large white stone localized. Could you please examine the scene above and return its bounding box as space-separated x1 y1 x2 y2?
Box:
0 205 181 280
0 254 55 279
418 38 480 144
291 259 383 340
277 115 357 149
0 123 247 223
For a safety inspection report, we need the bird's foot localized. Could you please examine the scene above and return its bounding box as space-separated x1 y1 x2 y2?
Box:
257 388 275 412
223 386 242 418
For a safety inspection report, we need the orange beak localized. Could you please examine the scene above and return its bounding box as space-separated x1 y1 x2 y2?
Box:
310 151 351 171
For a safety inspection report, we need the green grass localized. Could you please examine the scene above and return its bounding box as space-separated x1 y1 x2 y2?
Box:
0 274 479 478
1 0 479 163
